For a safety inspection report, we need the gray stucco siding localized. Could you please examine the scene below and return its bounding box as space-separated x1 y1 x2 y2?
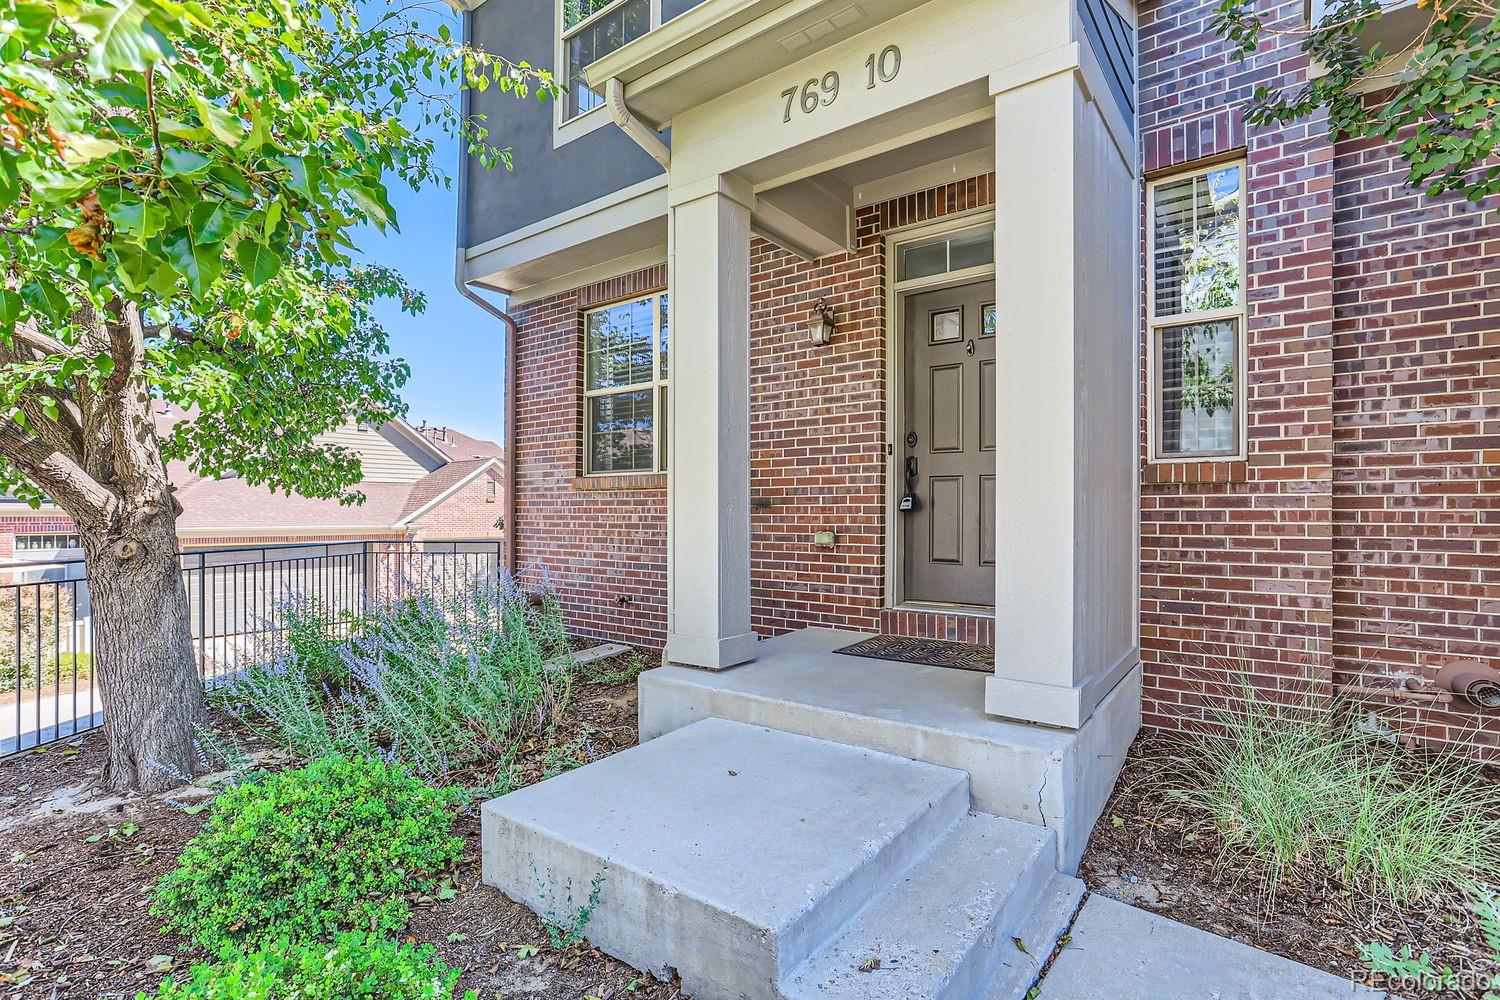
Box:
464 0 665 249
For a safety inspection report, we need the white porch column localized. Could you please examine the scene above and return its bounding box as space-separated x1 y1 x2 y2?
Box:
987 45 1140 729
664 174 757 669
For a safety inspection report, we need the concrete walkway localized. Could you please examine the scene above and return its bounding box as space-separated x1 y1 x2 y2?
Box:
1035 895 1385 999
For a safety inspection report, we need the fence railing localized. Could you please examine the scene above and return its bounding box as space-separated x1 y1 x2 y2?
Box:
1 539 504 757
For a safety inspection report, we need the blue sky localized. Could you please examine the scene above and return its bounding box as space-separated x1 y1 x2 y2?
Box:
350 3 510 445
354 129 510 445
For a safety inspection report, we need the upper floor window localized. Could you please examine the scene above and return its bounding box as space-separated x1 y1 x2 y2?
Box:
1147 161 1246 462
583 292 669 475
562 0 652 122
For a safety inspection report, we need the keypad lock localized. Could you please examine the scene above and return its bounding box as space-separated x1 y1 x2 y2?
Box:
899 455 918 512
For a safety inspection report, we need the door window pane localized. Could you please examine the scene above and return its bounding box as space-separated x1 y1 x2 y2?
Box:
930 308 962 344
900 240 947 282
588 390 655 473
897 224 996 283
948 228 994 271
1157 320 1238 458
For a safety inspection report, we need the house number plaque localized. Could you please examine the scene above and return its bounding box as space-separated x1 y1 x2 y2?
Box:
780 45 902 123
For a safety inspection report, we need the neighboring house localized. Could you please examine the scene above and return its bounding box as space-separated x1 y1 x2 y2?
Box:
0 407 505 562
455 0 1498 770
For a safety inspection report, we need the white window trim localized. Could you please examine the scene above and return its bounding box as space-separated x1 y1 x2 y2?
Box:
582 291 668 477
554 0 661 148
1145 159 1249 464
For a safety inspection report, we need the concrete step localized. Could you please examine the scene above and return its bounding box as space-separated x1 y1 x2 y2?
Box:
778 813 1063 1000
481 717 971 1000
979 875 1087 1000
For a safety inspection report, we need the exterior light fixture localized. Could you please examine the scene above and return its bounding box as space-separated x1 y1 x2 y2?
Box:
808 300 836 346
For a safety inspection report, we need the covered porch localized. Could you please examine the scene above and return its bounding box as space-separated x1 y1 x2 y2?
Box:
586 0 1141 733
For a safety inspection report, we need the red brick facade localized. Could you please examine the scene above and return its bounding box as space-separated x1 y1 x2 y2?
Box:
509 178 999 649
505 3 1496 754
1137 0 1498 754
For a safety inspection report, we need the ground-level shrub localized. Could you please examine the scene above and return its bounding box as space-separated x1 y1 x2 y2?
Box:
153 755 462 950
214 575 572 786
1363 891 1500 997
1165 687 1500 905
137 932 477 1000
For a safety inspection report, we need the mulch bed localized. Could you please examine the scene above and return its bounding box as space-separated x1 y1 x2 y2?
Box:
0 646 685 1000
1080 733 1497 1000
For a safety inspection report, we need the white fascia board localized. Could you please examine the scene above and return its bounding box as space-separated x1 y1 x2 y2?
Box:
384 417 453 465
464 176 668 293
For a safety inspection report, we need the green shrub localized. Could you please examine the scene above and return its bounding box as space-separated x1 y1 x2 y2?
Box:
137 932 478 999
154 755 463 950
1167 687 1500 905
215 576 572 786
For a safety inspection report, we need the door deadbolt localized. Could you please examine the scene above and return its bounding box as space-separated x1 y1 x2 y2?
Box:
905 430 918 448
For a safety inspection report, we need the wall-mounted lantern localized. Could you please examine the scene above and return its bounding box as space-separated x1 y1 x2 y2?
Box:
808 300 837 346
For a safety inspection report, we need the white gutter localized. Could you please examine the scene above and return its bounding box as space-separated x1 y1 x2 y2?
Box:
606 78 671 170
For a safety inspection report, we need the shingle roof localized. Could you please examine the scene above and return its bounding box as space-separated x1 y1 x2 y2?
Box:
398 459 498 522
173 478 415 531
416 424 504 461
157 407 503 535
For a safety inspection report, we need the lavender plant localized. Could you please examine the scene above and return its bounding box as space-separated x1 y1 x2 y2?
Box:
213 574 574 787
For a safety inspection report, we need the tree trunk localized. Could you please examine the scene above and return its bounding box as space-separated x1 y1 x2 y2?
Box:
81 499 205 793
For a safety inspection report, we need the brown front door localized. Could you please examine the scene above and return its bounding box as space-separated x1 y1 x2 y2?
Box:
902 280 996 606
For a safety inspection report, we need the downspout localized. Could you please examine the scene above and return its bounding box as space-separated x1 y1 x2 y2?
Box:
455 8 518 577
605 78 670 170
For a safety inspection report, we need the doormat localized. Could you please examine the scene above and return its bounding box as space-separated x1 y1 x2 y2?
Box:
834 635 994 672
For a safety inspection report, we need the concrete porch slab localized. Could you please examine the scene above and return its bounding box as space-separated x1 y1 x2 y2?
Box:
639 627 1140 872
482 716 971 1000
1036 895 1386 999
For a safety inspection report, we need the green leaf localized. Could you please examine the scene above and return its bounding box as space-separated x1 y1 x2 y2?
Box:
161 147 212 177
235 240 283 287
190 201 246 244
192 93 244 146
162 227 222 296
76 0 173 78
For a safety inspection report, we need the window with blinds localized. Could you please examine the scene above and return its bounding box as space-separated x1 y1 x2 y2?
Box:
583 292 669 475
1148 161 1246 461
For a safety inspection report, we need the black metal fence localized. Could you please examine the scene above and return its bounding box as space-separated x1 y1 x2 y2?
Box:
1 540 504 757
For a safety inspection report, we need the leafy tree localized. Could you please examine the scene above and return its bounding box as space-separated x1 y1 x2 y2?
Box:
1215 0 1500 199
0 0 554 790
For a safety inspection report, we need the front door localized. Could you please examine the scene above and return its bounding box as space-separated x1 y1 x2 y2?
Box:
901 281 996 606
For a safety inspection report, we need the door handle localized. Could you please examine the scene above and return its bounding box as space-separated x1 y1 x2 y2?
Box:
899 456 918 512
965 339 975 356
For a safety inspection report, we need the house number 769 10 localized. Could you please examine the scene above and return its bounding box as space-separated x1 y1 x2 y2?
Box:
780 45 902 123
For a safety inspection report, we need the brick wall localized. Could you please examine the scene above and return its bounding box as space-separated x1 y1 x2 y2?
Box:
507 268 671 648
0 513 78 561
509 178 997 649
1138 0 1499 754
1330 130 1500 753
1138 0 1338 731
410 467 506 541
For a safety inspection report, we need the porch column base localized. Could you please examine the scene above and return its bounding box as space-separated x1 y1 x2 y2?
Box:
665 631 757 671
984 651 1140 730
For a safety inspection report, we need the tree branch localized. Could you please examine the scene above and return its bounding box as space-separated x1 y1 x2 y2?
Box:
0 418 115 521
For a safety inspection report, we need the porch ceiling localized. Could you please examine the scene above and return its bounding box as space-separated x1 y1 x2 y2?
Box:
584 0 927 129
